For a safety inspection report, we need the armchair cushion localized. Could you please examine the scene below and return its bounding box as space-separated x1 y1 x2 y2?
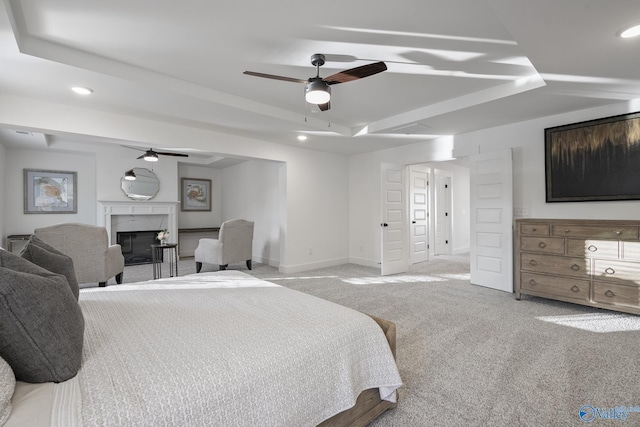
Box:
0 250 84 383
19 235 79 300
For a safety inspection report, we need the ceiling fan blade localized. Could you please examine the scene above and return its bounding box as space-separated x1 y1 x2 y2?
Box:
122 144 146 152
136 154 146 159
243 71 306 84
324 61 387 85
318 101 330 111
155 151 189 157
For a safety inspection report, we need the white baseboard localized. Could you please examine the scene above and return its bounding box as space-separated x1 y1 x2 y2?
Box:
452 247 470 255
348 257 380 268
279 257 349 274
252 255 279 268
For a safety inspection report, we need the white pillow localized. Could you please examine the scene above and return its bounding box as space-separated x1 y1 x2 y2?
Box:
0 356 14 426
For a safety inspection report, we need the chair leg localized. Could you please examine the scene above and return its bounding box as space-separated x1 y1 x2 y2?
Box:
219 264 227 270
115 272 123 284
246 260 252 270
196 262 202 273
99 282 107 287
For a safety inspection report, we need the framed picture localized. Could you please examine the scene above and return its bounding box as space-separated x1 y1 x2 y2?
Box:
181 178 211 211
545 111 640 202
24 169 77 214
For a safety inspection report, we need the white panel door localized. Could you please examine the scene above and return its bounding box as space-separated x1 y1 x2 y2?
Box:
381 163 408 276
409 167 429 264
434 172 452 255
470 149 513 292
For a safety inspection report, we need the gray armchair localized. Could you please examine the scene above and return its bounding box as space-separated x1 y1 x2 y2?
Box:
195 219 254 272
33 223 125 287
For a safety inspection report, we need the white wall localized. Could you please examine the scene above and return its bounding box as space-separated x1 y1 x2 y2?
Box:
221 159 282 266
454 99 640 220
0 93 350 273
348 136 463 267
3 147 97 235
0 142 5 247
177 164 223 228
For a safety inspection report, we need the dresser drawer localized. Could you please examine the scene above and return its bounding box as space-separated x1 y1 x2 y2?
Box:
552 224 639 240
521 272 589 301
520 252 590 278
622 241 640 261
520 223 549 236
593 282 640 309
593 259 640 285
520 236 564 254
566 239 620 259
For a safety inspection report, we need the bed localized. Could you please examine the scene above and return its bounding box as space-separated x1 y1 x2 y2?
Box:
3 270 402 426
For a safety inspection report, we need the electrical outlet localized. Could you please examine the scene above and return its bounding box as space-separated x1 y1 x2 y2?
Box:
514 207 529 216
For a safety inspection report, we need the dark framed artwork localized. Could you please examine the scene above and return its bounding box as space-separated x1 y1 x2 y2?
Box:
545 111 640 202
24 169 77 213
181 177 211 211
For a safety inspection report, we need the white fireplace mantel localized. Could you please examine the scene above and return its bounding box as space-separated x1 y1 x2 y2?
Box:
97 201 179 245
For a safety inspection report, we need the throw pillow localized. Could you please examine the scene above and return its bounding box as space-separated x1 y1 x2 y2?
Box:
0 356 14 426
0 249 84 383
20 235 79 300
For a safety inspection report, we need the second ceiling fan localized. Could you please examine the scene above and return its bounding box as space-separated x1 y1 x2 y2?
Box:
243 54 387 111
122 146 189 162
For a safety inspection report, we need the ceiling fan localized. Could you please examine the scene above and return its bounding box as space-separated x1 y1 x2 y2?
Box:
122 146 189 162
243 54 387 111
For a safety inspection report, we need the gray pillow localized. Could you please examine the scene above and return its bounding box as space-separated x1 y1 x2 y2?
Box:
0 356 14 425
0 249 84 383
20 235 79 300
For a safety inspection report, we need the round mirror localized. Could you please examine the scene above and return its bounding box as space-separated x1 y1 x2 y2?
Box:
121 168 159 200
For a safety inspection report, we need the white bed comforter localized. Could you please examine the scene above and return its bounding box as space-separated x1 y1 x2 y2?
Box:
29 271 401 426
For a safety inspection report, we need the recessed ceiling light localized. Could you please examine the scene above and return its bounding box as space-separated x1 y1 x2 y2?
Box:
71 86 94 95
618 24 640 38
297 135 308 141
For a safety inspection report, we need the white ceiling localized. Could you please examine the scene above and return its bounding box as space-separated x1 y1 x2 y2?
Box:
1 0 640 157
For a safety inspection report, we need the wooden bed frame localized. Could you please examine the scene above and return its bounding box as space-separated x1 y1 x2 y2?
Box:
318 315 398 427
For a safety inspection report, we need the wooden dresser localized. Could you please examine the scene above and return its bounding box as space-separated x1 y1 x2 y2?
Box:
515 218 640 315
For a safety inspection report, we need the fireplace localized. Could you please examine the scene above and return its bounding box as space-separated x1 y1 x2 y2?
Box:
117 230 163 266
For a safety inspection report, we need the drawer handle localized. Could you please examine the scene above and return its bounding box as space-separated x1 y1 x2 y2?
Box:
570 264 580 271
532 228 537 232
616 231 622 235
529 279 537 286
538 242 547 249
565 229 570 234
605 290 615 298
587 245 598 252
529 260 537 266
571 285 580 293
605 267 616 275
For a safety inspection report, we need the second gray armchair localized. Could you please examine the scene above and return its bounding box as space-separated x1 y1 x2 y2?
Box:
194 219 254 272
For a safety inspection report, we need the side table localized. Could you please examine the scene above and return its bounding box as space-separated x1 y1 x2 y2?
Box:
150 243 178 279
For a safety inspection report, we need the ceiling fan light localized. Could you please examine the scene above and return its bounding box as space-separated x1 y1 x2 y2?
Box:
143 151 159 162
619 24 640 38
305 79 331 104
124 169 137 180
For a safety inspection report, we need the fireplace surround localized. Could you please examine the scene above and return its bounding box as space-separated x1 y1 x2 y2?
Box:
97 201 179 252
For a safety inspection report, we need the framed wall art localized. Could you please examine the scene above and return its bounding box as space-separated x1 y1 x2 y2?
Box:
24 169 77 213
545 111 640 202
181 177 211 211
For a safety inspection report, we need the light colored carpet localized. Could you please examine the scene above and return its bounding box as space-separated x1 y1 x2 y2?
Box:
110 255 640 426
